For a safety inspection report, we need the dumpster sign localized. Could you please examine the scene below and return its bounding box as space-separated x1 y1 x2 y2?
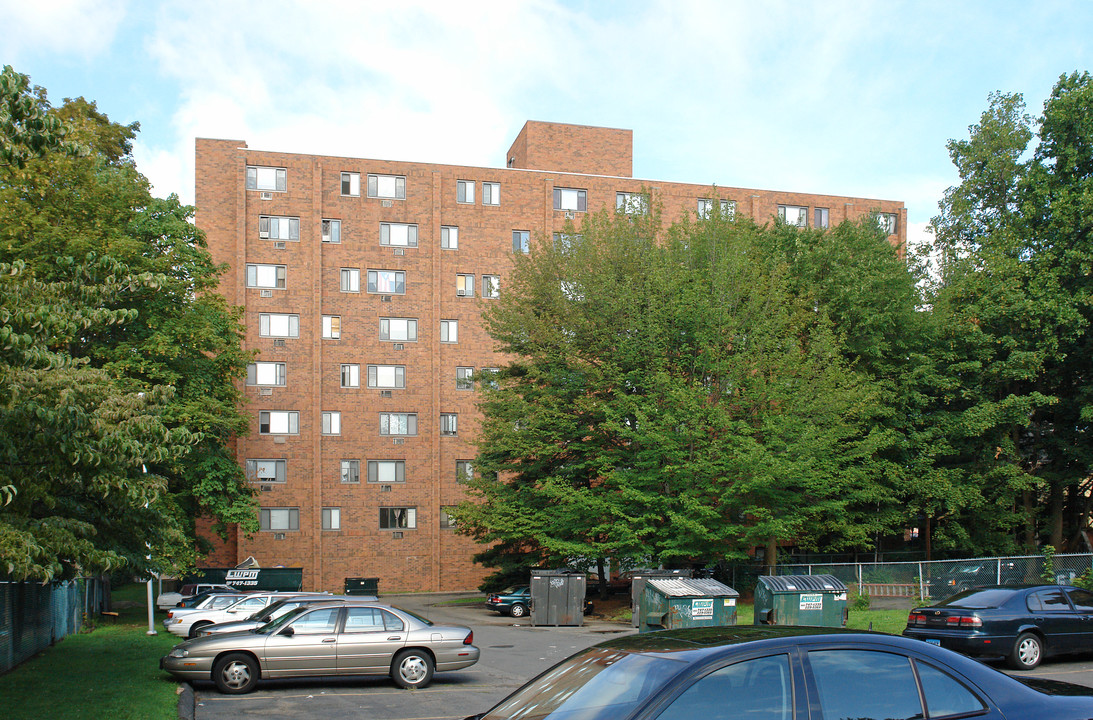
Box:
692 598 714 618
800 593 823 610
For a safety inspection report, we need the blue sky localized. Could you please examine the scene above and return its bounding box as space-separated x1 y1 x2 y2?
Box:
3 0 1092 251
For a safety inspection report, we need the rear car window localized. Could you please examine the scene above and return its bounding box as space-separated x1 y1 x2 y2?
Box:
941 588 1015 608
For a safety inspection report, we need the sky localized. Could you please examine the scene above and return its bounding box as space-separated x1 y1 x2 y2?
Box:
3 0 1092 253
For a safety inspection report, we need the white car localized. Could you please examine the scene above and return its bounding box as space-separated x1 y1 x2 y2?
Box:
156 583 236 611
196 594 377 636
163 592 327 638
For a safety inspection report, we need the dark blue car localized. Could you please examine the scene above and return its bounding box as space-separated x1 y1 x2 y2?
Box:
904 584 1093 670
466 626 1093 720
484 585 531 617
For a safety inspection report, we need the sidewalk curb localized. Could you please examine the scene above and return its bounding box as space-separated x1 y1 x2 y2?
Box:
178 682 195 720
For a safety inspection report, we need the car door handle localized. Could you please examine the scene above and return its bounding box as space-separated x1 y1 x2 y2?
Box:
388 636 402 641
322 638 336 643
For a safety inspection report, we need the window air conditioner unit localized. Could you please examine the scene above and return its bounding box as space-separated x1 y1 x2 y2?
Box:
259 388 273 397
381 295 392 302
565 211 575 220
261 484 272 492
381 485 392 492
260 289 273 298
273 532 285 540
274 241 286 250
273 436 286 444
393 248 404 256
381 200 393 208
380 390 393 398
392 438 404 445
259 230 270 239
457 289 467 296
260 192 273 201
273 338 286 347
393 343 403 350
392 531 403 539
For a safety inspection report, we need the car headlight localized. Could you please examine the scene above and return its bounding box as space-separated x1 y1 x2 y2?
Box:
169 648 189 658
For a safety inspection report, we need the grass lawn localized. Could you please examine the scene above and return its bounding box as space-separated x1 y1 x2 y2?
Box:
0 583 182 720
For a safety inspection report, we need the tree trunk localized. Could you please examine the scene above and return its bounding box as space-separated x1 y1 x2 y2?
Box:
766 538 778 572
596 558 608 601
1050 482 1064 550
1023 490 1038 551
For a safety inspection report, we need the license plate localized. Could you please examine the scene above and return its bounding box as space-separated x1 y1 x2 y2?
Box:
924 639 941 646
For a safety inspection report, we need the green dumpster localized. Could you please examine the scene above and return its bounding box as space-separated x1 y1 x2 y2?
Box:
753 574 847 627
345 577 380 596
640 578 739 633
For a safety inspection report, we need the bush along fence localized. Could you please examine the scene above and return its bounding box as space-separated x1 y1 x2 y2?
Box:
0 578 109 674
769 551 1093 603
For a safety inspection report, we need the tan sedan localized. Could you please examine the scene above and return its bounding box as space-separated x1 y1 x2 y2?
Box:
161 602 479 693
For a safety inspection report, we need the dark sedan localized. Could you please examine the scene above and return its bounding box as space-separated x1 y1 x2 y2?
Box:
904 584 1093 669
485 585 531 617
465 626 1093 720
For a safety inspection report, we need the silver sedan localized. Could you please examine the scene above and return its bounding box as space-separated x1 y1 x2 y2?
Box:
161 602 479 693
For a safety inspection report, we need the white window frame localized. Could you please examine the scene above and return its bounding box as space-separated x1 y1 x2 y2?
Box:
553 187 587 211
368 460 406 484
814 207 830 229
513 230 530 254
457 180 475 204
322 411 341 435
482 182 500 206
367 269 406 295
778 204 808 227
246 361 287 386
259 507 299 531
246 166 287 192
379 318 418 342
341 364 360 388
259 216 300 241
482 274 500 299
380 222 418 247
456 274 474 297
379 413 418 436
246 264 286 289
322 315 341 340
341 459 361 484
440 507 457 529
456 367 474 390
341 172 361 197
322 507 341 531
246 459 286 483
340 268 360 293
367 174 406 199
379 506 416 529
259 313 300 338
721 199 737 219
440 319 458 343
616 192 647 215
259 410 299 435
440 413 458 436
322 219 341 243
876 212 897 235
367 365 406 389
456 460 474 483
441 226 458 250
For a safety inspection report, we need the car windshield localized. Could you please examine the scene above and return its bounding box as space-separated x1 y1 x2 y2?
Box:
249 599 288 621
941 588 1015 608
482 647 688 720
952 564 985 575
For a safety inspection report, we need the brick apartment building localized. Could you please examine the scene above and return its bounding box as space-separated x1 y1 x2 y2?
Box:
195 121 906 593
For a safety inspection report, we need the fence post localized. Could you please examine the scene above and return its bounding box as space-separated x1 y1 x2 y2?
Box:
996 558 1001 584
808 565 812 575
858 563 863 588
918 563 925 600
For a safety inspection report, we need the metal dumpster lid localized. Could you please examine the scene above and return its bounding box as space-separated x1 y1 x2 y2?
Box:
757 574 847 592
646 578 740 597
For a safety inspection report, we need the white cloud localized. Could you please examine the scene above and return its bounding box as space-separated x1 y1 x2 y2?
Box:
0 0 126 61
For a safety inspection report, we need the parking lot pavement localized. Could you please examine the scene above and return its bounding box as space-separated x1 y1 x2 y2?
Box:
191 593 636 720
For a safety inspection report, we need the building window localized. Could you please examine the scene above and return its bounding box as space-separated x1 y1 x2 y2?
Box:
341 364 360 388
513 230 530 254
259 410 299 435
778 205 808 227
440 319 458 343
480 367 500 390
368 460 406 484
379 507 416 529
246 166 286 192
367 269 406 294
814 208 830 229
322 219 341 243
560 280 583 301
367 174 406 199
322 507 341 531
322 315 341 339
697 198 713 219
341 172 360 197
441 226 458 250
259 216 300 240
457 180 475 204
246 361 286 386
340 268 360 293
367 365 406 389
259 313 299 338
341 459 360 484
380 222 418 247
456 460 474 483
616 192 647 215
440 507 457 529
259 507 299 531
876 212 897 235
380 413 417 436
246 459 286 483
553 187 587 212
456 274 475 297
246 264 286 289
440 413 458 436
721 199 737 219
553 233 582 254
456 367 474 390
482 182 500 206
379 317 417 341
482 275 500 298
322 411 341 435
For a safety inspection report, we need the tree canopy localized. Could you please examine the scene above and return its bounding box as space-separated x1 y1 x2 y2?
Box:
0 65 255 581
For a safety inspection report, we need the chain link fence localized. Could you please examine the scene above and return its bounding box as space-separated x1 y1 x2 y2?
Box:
0 578 109 674
769 553 1093 603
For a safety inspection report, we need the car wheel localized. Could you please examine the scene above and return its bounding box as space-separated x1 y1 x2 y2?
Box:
213 653 260 694
391 649 434 689
509 603 527 618
1009 632 1043 670
188 621 212 638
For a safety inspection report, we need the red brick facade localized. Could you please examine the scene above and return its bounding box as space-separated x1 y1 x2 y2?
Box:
195 122 906 592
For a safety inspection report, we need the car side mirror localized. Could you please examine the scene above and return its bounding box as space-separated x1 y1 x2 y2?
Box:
260 615 272 623
279 626 294 637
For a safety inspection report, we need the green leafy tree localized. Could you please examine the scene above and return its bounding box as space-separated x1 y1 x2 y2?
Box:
0 66 254 581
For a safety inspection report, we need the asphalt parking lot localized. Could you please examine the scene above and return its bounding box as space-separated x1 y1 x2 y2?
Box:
184 594 1093 720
